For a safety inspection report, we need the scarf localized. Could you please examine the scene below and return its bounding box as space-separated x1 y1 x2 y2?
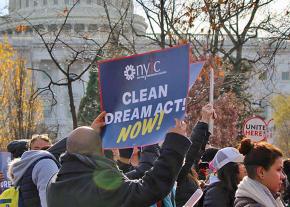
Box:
235 176 285 207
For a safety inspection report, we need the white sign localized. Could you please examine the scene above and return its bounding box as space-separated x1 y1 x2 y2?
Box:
209 68 214 134
183 188 203 207
243 116 267 142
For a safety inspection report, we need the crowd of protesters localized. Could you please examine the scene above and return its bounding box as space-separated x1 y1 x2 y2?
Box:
0 104 289 207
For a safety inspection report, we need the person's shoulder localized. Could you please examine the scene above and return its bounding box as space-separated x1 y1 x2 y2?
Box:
22 150 54 159
31 157 59 184
206 181 223 191
234 197 263 207
205 181 229 199
35 156 58 166
203 182 231 206
32 154 59 174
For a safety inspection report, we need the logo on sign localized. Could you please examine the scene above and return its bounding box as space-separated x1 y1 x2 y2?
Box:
124 60 166 80
124 65 136 80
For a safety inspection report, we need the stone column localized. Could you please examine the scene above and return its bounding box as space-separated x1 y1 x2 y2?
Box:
8 0 16 12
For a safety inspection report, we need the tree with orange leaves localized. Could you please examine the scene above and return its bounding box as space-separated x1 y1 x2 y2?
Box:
135 0 288 104
0 39 43 151
186 54 246 147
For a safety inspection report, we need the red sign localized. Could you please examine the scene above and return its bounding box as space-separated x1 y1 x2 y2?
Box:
243 116 267 142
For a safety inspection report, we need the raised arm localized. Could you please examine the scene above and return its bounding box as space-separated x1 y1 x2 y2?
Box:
125 144 160 179
177 104 215 182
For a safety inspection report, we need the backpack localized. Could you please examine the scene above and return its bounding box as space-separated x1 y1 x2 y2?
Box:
19 156 60 207
0 186 23 207
0 156 59 207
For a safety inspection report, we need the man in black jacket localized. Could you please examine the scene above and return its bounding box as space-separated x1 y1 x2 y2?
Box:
47 112 191 207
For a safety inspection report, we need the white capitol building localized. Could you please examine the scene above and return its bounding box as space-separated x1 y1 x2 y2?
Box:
0 0 290 141
0 0 148 138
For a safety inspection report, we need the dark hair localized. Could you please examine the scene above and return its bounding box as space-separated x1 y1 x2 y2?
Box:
217 162 240 192
201 147 219 163
284 159 290 183
7 139 29 158
119 148 133 159
199 162 209 169
238 138 283 179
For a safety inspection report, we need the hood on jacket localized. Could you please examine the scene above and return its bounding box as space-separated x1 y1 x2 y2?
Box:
12 150 56 185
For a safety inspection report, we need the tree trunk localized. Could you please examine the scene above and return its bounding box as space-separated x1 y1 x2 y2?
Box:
17 67 25 139
67 81 78 129
234 46 243 72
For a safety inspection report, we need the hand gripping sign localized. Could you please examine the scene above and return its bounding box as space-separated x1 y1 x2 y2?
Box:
98 45 203 148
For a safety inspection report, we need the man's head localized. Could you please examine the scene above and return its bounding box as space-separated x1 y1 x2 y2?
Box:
67 126 103 156
29 134 52 150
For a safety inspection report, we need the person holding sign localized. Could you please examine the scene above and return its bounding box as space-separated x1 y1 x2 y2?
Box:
176 104 214 207
47 112 192 207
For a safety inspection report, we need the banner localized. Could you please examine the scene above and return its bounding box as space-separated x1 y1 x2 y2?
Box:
0 152 12 194
99 45 203 148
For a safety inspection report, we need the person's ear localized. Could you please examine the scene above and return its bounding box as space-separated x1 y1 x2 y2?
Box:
256 166 266 180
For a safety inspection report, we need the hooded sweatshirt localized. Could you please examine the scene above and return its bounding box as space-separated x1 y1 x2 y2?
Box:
235 176 285 207
12 150 59 207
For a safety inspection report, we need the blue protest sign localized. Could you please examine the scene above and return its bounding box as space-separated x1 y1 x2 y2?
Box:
0 152 12 194
189 62 204 87
98 45 190 149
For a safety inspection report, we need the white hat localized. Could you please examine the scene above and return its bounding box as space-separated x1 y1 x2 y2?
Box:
212 147 244 170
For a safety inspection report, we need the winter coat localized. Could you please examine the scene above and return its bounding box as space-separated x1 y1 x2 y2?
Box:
203 181 235 207
176 122 210 207
47 137 67 161
123 144 176 207
46 132 191 207
234 197 264 207
13 150 59 207
125 144 160 180
235 176 285 207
